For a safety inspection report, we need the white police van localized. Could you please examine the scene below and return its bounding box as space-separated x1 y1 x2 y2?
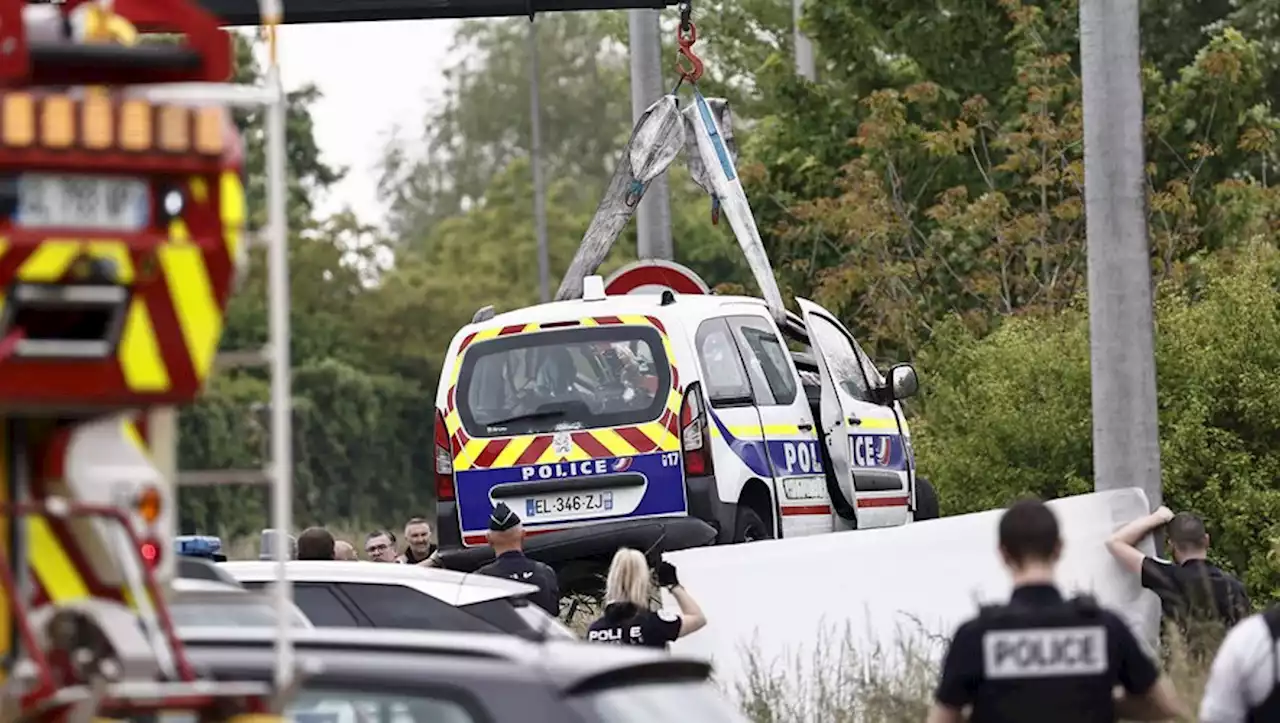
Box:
432 264 936 586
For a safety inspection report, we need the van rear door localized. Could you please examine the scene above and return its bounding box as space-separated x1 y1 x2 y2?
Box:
796 299 910 529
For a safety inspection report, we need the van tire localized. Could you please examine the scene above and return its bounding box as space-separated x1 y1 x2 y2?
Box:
734 507 771 543
914 477 940 521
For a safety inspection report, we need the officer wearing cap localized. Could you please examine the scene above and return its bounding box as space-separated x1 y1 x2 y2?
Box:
474 503 560 616
927 497 1186 723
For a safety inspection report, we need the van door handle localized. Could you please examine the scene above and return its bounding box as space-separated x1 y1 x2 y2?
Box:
847 415 862 426
797 423 813 432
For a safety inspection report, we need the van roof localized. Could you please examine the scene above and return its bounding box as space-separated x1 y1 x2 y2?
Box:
465 293 772 333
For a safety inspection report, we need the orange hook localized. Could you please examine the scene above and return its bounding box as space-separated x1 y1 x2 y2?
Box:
675 22 704 84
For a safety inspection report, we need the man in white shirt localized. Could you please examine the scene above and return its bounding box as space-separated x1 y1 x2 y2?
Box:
1200 606 1280 722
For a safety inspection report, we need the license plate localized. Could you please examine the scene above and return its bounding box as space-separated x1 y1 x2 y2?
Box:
526 491 614 518
17 173 150 231
782 476 826 501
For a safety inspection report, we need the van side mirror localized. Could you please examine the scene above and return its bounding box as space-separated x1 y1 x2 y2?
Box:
889 364 919 400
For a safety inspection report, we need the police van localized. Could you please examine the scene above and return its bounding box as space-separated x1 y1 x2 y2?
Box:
433 265 937 587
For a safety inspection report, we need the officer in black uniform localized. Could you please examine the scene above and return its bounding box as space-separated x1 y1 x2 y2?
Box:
585 547 706 649
927 497 1186 723
474 503 560 616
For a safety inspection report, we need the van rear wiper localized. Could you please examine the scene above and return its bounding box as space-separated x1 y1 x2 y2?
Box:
486 409 568 428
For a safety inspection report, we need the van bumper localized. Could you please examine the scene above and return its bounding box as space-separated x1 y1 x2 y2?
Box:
433 515 717 574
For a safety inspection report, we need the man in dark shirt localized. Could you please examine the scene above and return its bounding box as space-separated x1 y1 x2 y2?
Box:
1106 505 1250 635
474 503 560 616
928 497 1184 723
296 526 335 561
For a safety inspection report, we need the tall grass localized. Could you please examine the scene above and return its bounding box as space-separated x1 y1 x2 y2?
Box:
735 620 1221 722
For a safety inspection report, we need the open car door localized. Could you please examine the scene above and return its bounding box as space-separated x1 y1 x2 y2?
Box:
795 298 862 529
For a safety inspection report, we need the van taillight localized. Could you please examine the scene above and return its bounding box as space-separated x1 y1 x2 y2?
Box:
680 383 713 477
434 410 455 502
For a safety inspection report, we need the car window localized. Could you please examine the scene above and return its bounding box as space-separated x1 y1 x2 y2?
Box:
694 318 752 406
853 341 883 388
570 680 750 722
169 596 312 629
289 687 480 723
729 316 798 406
338 583 499 634
806 315 873 402
457 325 671 438
290 584 361 627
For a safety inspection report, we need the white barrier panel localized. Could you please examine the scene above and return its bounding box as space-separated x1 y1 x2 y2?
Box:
663 488 1161 698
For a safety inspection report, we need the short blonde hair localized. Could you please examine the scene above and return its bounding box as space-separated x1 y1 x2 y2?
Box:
604 547 651 607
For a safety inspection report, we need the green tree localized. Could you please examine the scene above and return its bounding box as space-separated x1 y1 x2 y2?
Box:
914 242 1280 603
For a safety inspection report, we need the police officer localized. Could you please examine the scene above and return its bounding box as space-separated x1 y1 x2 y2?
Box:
1107 505 1250 636
474 503 560 616
928 497 1186 723
1199 600 1280 721
585 547 706 649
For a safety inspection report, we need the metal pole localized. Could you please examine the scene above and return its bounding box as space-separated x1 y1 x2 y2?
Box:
264 26 294 689
530 18 550 303
792 0 815 81
1080 0 1162 510
628 8 674 260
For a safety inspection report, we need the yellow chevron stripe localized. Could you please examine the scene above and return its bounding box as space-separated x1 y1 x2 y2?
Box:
118 300 168 392
638 421 681 452
458 438 489 470
578 317 599 327
491 437 534 469
536 440 591 464
29 515 89 602
219 172 246 263
84 240 134 283
587 428 633 457
159 220 220 380
444 409 461 435
617 314 648 326
17 239 81 281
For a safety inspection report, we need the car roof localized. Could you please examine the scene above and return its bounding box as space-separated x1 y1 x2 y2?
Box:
464 293 771 333
219 560 539 606
179 626 713 694
172 577 246 594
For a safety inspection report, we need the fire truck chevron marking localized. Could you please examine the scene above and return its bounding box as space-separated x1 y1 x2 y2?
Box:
119 300 169 391
159 219 221 379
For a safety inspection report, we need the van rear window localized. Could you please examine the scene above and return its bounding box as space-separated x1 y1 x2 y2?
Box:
456 326 671 438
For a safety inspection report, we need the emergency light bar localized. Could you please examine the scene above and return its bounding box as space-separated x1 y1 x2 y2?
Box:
119 0 678 26
175 534 225 561
0 91 231 160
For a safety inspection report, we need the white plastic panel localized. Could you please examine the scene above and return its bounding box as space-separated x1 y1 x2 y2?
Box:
662 488 1161 699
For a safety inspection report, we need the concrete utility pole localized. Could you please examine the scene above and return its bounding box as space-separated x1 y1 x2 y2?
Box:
628 8 674 260
529 18 550 302
792 0 815 80
1079 0 1162 509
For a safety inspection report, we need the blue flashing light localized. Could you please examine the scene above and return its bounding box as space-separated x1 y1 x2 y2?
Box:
175 535 224 559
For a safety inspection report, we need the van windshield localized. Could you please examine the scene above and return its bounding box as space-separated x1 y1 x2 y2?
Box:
457 326 671 438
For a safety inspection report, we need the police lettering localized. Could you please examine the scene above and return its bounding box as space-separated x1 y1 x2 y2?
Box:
781 441 822 475
852 436 891 467
521 459 609 481
586 625 643 643
983 626 1108 679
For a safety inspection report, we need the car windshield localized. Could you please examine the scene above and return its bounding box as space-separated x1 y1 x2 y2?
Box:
457 325 671 438
169 595 312 629
570 680 749 722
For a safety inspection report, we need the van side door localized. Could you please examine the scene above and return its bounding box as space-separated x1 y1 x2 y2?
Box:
722 313 830 538
796 298 911 529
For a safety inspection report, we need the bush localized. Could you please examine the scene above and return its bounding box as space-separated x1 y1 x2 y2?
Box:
913 242 1280 604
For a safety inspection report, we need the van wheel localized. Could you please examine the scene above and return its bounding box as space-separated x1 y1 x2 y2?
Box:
914 477 940 521
734 507 771 543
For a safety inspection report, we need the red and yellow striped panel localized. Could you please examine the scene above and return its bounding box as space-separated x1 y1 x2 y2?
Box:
444 315 683 470
0 170 245 407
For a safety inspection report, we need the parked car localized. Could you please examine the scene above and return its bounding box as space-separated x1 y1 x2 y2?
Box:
169 577 313 630
179 626 751 723
177 555 243 586
219 560 575 640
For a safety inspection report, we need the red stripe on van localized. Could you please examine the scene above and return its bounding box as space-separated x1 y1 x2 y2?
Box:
615 426 658 454
515 436 554 465
781 505 831 516
571 431 611 458
472 438 510 468
859 496 909 508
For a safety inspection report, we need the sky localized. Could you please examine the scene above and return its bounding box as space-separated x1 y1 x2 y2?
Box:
272 19 462 227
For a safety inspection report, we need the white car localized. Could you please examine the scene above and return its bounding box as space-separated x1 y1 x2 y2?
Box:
220 561 575 641
432 270 934 593
169 577 313 629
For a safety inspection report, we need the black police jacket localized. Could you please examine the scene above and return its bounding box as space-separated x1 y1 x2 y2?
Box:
934 584 1161 723
475 550 560 616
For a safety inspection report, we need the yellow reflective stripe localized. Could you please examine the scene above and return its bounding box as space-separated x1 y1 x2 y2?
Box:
856 417 899 431
444 409 461 435
591 428 636 457
219 172 246 262
84 240 134 283
578 317 599 327
159 220 220 379
28 516 89 602
617 314 649 326
118 300 169 392
491 437 534 469
17 239 81 281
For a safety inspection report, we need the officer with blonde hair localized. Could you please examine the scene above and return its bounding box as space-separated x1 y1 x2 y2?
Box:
585 547 706 648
